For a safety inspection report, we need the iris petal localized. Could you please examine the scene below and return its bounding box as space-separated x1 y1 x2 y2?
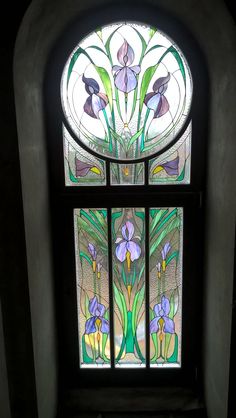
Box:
115 240 127 262
89 296 98 316
97 302 106 317
163 316 175 334
161 295 170 316
150 317 160 333
126 221 134 240
154 302 162 317
127 241 141 261
85 317 96 334
100 318 109 334
114 67 138 93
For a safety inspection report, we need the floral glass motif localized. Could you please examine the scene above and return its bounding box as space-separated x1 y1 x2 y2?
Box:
149 123 191 184
149 208 183 367
74 207 183 368
61 22 192 166
64 125 106 186
74 209 110 367
112 208 146 367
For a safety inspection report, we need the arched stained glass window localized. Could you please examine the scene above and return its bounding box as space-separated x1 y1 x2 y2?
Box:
50 15 201 375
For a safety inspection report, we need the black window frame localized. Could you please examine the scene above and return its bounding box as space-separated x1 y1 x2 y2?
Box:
44 2 208 391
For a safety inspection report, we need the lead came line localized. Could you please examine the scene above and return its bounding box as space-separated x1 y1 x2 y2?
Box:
145 207 150 368
107 208 115 368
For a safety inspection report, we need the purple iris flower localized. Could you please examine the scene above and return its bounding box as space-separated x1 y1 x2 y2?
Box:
75 158 101 177
156 261 161 279
144 73 170 118
88 243 97 272
85 296 109 334
153 156 179 177
112 40 140 93
115 221 141 271
161 242 171 272
83 75 108 119
150 295 175 334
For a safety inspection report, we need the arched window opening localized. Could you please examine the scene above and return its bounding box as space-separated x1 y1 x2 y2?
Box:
45 6 205 387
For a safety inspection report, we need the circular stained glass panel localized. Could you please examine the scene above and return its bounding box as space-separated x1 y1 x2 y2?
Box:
61 22 192 161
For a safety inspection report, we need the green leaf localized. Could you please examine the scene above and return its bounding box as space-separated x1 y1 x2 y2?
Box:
150 209 169 234
151 333 159 362
139 64 158 112
95 66 113 111
84 293 90 319
113 283 127 335
150 216 180 256
127 128 144 151
164 333 172 361
111 211 122 237
67 47 94 85
80 209 106 239
67 162 79 183
79 251 92 266
149 27 157 39
167 334 178 363
132 285 145 334
82 334 93 364
177 161 186 181
105 25 122 62
89 209 107 232
132 26 147 62
145 44 163 55
101 333 110 362
109 127 125 149
166 250 179 266
86 45 107 56
151 208 178 239
76 216 107 252
168 46 186 83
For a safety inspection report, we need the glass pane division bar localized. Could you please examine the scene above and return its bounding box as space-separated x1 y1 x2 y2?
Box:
74 208 183 369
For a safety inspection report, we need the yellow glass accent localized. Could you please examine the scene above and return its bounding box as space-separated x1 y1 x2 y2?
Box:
152 165 164 175
126 250 131 272
92 260 96 272
162 260 166 272
90 166 101 175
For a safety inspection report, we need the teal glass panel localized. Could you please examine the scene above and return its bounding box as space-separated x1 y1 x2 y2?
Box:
61 22 192 161
112 208 146 367
110 162 144 185
149 208 183 367
149 123 191 185
74 209 110 367
64 126 106 186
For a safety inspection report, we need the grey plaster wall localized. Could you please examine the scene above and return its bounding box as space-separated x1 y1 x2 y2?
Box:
14 1 236 418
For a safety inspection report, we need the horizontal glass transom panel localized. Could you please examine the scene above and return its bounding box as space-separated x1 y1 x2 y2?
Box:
62 22 192 162
74 207 183 368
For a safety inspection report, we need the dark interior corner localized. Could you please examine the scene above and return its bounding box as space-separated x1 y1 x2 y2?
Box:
0 1 235 418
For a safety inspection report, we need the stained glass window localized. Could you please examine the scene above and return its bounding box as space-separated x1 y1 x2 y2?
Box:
59 19 194 374
61 21 192 186
74 207 182 368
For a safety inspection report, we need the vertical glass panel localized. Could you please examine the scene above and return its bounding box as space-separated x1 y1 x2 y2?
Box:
149 208 183 367
64 125 106 186
112 208 146 367
149 123 191 185
74 209 110 367
110 162 144 185
61 22 192 161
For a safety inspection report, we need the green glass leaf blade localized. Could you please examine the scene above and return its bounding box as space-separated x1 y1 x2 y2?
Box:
177 161 186 181
95 66 113 111
139 64 158 112
76 216 107 252
169 46 186 83
113 283 127 335
132 285 145 334
79 251 92 266
150 216 180 256
86 45 107 56
150 209 169 234
127 128 144 151
67 47 94 86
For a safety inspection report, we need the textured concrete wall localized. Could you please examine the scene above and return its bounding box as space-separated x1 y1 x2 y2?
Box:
14 1 236 418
